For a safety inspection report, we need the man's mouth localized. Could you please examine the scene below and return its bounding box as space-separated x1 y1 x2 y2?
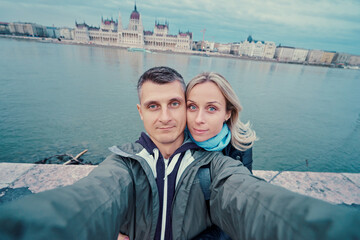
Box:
158 126 175 131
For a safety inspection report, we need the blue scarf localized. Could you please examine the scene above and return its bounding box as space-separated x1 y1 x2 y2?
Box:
189 123 231 151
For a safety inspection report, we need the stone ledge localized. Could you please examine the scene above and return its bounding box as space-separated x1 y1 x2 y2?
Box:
0 163 359 205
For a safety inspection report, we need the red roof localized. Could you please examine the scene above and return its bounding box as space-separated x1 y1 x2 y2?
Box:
130 11 140 20
103 19 117 25
178 31 192 38
156 24 167 30
130 5 140 20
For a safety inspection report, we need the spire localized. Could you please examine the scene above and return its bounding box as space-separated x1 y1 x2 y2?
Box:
134 2 137 12
118 11 123 31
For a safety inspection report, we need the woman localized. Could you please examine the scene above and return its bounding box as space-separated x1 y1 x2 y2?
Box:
187 72 256 240
186 72 256 172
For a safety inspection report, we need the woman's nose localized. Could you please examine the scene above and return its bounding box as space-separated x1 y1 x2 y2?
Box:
195 110 205 124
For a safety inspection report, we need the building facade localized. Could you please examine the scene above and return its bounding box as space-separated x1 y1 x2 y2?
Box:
320 51 336 64
144 21 192 50
348 55 360 66
46 26 60 38
306 50 324 63
292 48 309 62
332 53 351 65
238 36 275 59
275 46 295 62
230 43 241 55
59 28 74 39
216 43 231 54
0 22 10 34
239 36 255 56
263 42 276 59
74 5 192 50
252 41 265 58
8 22 47 37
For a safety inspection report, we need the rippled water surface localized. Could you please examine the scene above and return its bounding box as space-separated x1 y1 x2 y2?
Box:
1 37 359 172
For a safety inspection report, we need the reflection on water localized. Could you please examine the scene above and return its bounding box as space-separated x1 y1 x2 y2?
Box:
1 38 359 172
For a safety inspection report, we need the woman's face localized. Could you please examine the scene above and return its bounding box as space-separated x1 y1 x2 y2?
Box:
187 81 231 142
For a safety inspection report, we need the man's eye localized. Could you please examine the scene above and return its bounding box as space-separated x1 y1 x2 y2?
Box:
148 104 157 109
171 102 180 107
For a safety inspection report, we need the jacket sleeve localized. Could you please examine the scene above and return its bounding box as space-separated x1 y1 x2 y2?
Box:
0 154 135 240
209 153 360 240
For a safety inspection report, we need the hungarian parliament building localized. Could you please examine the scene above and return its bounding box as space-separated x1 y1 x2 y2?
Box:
74 5 192 51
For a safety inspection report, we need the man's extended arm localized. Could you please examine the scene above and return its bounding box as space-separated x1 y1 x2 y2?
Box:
0 154 134 240
209 154 360 240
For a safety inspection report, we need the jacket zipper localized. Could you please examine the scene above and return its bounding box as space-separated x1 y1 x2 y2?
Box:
161 158 169 240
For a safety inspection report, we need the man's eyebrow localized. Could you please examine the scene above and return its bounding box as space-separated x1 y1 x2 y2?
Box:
170 97 184 102
143 100 158 106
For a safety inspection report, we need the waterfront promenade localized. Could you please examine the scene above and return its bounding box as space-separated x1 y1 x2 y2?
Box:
1 162 359 206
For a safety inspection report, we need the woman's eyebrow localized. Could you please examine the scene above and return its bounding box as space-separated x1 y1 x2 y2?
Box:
207 101 222 105
187 100 222 105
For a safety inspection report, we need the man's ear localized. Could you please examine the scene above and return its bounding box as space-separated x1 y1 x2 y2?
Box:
137 104 143 120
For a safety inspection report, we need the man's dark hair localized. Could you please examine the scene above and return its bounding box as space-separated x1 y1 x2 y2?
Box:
137 66 186 97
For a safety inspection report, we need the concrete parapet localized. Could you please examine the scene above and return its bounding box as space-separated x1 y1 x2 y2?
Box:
0 163 359 205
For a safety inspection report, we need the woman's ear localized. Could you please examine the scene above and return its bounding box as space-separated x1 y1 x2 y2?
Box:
225 111 231 122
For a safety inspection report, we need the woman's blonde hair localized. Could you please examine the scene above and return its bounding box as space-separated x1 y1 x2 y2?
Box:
186 72 257 151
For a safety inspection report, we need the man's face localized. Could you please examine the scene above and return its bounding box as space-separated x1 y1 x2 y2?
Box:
137 80 186 150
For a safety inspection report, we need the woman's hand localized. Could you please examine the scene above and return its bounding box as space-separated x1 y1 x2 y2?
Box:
117 232 129 240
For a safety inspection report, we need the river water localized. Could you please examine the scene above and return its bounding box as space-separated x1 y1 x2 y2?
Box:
1 37 359 172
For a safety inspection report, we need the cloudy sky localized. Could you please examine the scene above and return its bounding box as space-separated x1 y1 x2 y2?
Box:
1 0 359 55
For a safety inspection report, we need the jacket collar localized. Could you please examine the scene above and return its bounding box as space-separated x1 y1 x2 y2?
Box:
135 131 199 160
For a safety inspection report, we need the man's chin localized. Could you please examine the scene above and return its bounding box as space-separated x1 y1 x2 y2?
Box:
157 134 184 145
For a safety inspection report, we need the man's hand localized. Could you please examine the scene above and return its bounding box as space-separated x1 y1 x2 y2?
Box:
117 233 129 240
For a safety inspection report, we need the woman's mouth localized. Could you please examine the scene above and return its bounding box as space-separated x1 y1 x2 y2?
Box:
192 128 208 135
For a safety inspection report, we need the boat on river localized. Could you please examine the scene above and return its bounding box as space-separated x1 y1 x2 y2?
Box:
127 48 152 53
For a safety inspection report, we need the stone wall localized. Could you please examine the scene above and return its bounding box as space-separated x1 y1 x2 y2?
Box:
1 163 359 205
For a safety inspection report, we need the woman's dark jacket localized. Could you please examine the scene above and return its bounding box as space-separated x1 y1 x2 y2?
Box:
223 145 253 173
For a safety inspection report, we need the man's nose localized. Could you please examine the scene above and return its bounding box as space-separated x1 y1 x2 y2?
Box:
159 107 171 123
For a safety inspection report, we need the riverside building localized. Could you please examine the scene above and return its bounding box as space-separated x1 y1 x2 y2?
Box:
291 48 309 62
74 4 192 51
7 22 47 37
274 46 295 62
239 36 276 59
306 50 324 64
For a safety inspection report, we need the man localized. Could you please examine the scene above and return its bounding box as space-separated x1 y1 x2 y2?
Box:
0 67 359 240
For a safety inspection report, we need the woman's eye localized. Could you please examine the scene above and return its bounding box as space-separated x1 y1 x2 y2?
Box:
208 107 216 111
188 105 197 110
